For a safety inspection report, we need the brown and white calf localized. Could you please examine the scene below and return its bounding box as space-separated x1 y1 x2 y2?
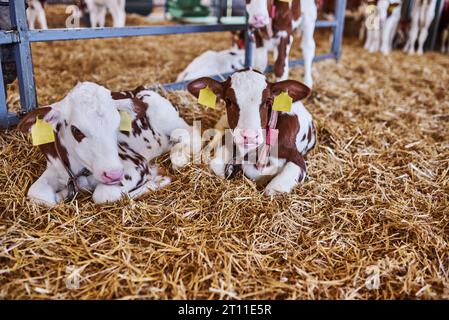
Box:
188 69 316 195
27 0 48 30
176 49 245 82
18 82 200 206
404 0 437 54
176 32 246 82
245 0 317 87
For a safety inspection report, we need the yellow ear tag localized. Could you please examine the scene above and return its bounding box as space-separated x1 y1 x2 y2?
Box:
31 117 55 146
279 0 291 2
198 86 217 109
119 110 132 132
272 91 293 112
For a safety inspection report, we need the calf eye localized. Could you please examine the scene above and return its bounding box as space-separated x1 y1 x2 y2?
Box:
71 125 86 142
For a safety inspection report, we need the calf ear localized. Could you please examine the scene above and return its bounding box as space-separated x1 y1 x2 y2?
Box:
270 80 311 102
187 77 224 100
17 106 56 133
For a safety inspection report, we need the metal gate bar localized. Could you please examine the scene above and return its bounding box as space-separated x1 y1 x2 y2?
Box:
0 0 347 129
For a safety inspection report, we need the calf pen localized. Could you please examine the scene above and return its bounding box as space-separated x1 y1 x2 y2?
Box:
0 0 347 128
0 2 448 300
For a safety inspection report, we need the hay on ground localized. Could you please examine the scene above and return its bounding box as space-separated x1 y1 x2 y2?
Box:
0 5 448 299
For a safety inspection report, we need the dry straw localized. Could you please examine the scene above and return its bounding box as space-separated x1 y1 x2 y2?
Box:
0 5 448 299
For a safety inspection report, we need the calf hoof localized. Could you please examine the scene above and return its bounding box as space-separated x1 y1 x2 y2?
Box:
265 179 294 196
224 163 241 180
92 184 123 204
210 158 226 178
29 196 57 207
28 186 57 207
170 143 190 170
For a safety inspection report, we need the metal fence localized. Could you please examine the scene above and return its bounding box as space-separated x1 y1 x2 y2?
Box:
0 0 347 129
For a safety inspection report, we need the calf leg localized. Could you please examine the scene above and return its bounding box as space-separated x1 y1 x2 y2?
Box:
265 161 306 195
35 1 48 29
89 8 99 27
364 28 372 50
443 28 449 53
370 28 381 52
380 23 391 54
265 148 307 195
359 21 366 43
209 130 234 178
417 0 437 55
108 1 126 27
407 20 420 54
301 3 317 88
97 5 107 28
92 184 123 204
27 166 66 206
170 124 202 169
274 35 292 81
26 8 36 30
381 17 398 55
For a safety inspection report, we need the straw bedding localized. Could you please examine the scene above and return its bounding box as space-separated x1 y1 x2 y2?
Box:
0 5 448 299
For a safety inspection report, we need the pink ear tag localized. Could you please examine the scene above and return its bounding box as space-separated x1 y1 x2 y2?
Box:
270 5 276 18
266 128 279 146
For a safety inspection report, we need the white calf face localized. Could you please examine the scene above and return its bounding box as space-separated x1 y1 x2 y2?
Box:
50 82 125 184
229 70 268 148
246 0 270 28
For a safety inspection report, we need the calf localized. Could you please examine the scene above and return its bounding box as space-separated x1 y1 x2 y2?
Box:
404 0 438 54
364 0 402 54
245 0 317 87
18 82 201 206
76 0 126 27
188 69 315 195
27 0 48 30
176 49 245 82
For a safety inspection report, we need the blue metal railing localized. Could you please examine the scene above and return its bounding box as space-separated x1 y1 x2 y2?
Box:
0 0 347 129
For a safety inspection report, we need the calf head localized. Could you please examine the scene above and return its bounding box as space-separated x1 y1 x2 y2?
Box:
246 0 271 28
18 82 136 185
188 69 310 149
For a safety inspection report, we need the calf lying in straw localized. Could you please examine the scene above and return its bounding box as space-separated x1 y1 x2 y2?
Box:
18 82 200 206
188 69 316 195
176 48 245 82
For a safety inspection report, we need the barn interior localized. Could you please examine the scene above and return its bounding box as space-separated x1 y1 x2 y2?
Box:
0 2 448 299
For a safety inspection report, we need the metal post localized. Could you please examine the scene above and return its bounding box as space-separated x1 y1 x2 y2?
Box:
217 0 224 24
9 0 37 114
331 0 347 61
244 14 253 68
0 54 7 128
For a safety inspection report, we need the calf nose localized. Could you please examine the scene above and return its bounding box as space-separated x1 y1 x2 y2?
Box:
102 169 124 184
240 129 259 145
250 14 268 26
